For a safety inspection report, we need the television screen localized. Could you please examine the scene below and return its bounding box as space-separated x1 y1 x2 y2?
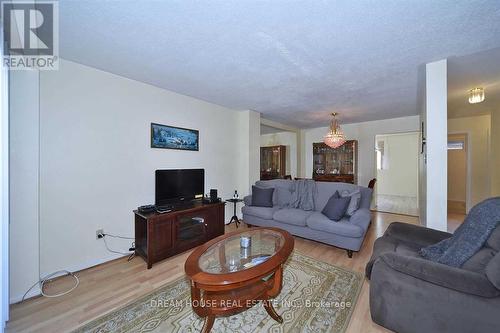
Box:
155 169 204 206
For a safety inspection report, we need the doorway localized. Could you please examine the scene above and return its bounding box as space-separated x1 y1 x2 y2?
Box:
447 133 468 215
374 132 420 216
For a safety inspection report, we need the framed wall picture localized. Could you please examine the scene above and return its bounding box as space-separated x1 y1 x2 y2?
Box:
151 123 199 151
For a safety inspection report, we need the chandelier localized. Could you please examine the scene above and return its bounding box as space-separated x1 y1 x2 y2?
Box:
324 112 346 148
468 87 485 104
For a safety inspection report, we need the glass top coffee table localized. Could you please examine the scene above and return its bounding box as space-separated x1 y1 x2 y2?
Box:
185 227 294 333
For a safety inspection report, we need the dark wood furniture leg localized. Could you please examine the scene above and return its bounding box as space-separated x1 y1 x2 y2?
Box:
229 214 240 227
201 316 215 333
229 201 240 228
346 250 353 258
264 300 283 323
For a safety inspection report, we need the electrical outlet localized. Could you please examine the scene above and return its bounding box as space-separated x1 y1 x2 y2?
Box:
96 229 104 239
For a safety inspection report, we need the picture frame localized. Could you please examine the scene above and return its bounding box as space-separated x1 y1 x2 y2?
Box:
151 123 199 151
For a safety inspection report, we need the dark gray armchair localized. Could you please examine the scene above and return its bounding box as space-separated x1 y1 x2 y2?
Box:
366 222 500 333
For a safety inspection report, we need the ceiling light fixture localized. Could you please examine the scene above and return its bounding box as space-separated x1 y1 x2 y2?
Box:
468 87 485 104
324 112 346 148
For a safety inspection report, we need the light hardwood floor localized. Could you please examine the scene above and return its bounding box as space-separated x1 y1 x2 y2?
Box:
7 212 425 333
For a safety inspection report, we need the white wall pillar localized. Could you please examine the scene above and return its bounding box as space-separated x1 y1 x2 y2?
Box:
237 110 261 196
421 59 448 231
9 71 41 302
1 34 10 326
248 111 261 188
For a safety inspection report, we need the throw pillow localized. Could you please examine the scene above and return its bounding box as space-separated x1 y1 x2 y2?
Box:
322 193 351 221
275 187 293 208
341 190 361 216
252 186 274 207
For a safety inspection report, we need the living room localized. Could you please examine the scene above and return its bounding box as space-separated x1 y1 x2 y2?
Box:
1 1 500 333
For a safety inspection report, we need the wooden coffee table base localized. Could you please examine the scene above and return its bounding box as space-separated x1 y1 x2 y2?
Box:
193 264 284 333
185 227 294 333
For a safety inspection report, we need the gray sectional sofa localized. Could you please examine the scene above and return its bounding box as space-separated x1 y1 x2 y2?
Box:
242 179 373 257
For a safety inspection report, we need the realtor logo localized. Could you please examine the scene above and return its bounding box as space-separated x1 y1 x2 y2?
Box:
2 0 59 70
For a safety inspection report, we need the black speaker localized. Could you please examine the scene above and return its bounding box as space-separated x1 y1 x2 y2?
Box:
210 189 217 201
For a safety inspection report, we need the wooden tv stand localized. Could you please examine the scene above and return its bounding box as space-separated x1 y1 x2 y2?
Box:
134 201 225 269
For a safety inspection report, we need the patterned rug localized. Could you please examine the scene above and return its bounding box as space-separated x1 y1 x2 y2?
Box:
73 252 363 333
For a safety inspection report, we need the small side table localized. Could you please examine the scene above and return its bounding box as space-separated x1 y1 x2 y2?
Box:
226 198 243 228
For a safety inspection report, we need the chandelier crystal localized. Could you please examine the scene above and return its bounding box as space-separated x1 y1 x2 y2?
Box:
468 87 485 104
324 112 346 148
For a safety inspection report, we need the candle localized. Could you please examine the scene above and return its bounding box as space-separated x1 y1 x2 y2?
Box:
240 236 251 248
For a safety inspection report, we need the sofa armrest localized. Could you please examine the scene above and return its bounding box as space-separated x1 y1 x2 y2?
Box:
379 253 500 298
349 208 371 231
384 222 452 247
243 195 252 206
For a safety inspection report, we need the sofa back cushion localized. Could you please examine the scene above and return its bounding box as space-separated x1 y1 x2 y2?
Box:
462 248 497 273
486 251 500 289
463 224 500 278
255 180 294 206
483 225 500 289
340 189 362 216
315 181 372 212
274 187 293 208
254 179 373 212
486 225 500 251
255 179 294 191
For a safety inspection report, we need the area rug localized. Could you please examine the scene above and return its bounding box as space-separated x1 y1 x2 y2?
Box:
73 252 363 333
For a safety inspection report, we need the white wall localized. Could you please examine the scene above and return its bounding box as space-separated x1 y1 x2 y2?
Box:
36 60 249 277
376 132 419 197
422 59 448 231
260 131 297 178
9 71 41 302
302 116 420 187
447 115 491 210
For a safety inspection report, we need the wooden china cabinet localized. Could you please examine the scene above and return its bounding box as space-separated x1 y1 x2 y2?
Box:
260 145 286 180
312 140 358 184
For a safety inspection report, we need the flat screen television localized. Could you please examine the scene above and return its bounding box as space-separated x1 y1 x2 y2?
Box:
155 169 204 206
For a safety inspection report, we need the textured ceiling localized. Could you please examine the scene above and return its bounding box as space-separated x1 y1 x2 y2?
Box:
448 47 500 119
59 1 500 128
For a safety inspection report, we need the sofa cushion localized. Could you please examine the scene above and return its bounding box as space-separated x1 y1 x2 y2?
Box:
486 251 500 289
322 193 351 221
255 179 294 206
486 225 500 251
251 186 274 207
241 205 278 220
273 208 312 227
255 179 294 191
315 181 372 211
462 248 497 273
340 189 361 216
306 212 363 238
275 187 293 208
